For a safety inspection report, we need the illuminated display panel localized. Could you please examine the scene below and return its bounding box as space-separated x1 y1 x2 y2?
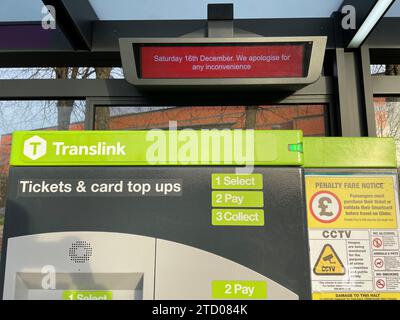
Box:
139 43 311 79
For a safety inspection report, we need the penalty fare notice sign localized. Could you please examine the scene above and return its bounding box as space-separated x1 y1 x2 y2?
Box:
306 173 400 300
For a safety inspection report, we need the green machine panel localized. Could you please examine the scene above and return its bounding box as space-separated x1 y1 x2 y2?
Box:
10 130 303 166
3 132 399 300
0 130 310 300
303 137 397 168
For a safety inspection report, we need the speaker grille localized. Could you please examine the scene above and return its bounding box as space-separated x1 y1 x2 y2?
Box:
68 241 93 263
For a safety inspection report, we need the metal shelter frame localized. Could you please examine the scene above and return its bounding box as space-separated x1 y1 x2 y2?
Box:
0 1 399 137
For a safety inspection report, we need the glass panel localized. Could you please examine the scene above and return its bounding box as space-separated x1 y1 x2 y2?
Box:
89 0 343 20
386 0 400 17
374 97 400 165
0 0 44 22
371 63 400 76
371 65 387 75
0 68 124 80
95 105 327 136
0 100 87 240
0 68 59 80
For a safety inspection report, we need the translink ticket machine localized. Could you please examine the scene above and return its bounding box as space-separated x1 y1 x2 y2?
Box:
0 130 399 300
1 31 399 301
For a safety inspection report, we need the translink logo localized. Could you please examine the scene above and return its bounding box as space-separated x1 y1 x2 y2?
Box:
23 136 127 160
23 136 47 160
52 142 126 156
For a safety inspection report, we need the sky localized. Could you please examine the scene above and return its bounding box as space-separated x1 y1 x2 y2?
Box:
0 0 43 21
88 0 343 19
1 0 400 22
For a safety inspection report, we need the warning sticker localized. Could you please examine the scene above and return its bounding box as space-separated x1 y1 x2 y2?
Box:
306 175 397 229
312 292 400 300
306 173 400 300
313 244 345 276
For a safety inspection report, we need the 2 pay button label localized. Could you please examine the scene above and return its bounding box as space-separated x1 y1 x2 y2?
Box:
23 136 47 160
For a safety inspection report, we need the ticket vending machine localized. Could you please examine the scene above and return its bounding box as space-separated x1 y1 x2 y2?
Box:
303 138 400 300
0 130 311 300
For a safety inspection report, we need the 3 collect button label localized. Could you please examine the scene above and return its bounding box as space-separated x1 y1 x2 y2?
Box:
212 209 265 226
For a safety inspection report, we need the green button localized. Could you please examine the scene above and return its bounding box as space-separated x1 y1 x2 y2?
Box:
212 209 264 226
62 291 113 300
212 281 267 300
212 191 264 207
212 174 263 189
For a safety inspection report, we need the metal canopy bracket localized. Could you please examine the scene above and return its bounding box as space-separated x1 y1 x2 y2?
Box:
42 0 98 50
207 3 234 38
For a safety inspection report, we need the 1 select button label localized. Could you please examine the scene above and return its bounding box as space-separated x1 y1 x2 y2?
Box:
212 174 263 189
62 290 113 300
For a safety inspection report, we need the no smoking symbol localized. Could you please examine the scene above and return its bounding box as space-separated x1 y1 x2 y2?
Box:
376 279 386 290
372 238 383 249
310 191 342 223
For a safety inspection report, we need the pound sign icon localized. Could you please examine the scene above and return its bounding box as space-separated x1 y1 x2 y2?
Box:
311 191 341 223
318 197 333 217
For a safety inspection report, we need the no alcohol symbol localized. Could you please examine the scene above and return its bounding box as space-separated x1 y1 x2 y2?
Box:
310 191 342 223
372 237 383 249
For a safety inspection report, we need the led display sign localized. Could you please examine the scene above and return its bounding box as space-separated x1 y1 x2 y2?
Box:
140 44 308 79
